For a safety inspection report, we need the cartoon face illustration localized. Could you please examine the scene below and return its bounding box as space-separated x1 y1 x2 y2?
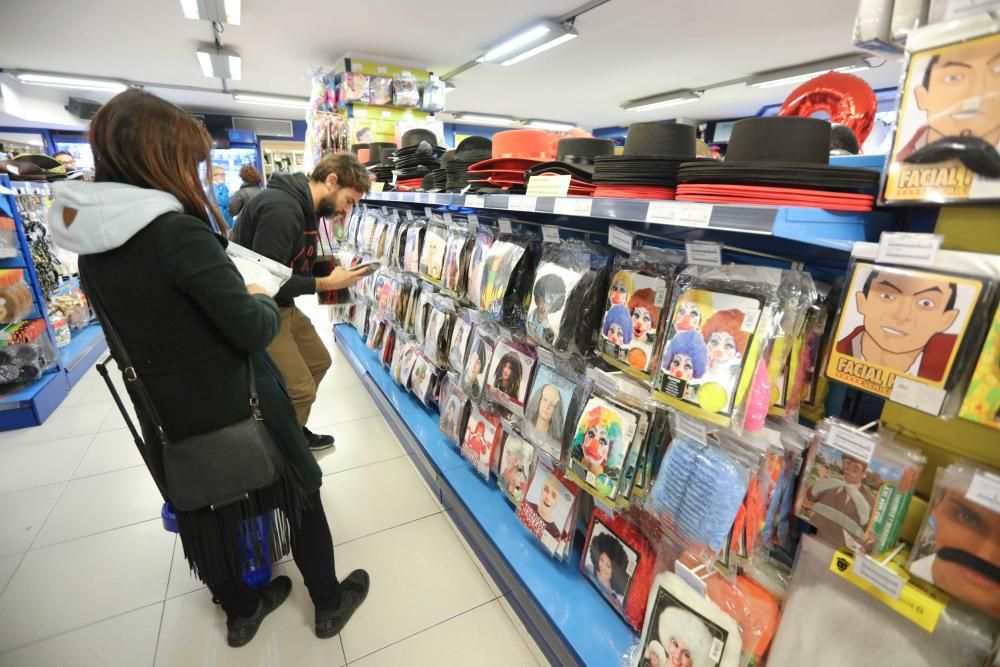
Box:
702 309 750 371
914 40 1000 147
667 353 695 380
674 290 714 332
628 288 660 342
582 423 611 468
609 273 632 306
602 304 633 346
855 270 959 358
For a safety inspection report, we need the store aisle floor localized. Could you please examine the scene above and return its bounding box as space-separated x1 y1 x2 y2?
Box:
0 302 548 667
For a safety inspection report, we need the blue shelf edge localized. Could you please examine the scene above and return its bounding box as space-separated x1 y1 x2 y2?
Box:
59 323 107 388
0 371 68 431
334 324 635 667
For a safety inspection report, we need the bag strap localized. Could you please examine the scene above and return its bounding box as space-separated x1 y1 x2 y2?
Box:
80 271 262 445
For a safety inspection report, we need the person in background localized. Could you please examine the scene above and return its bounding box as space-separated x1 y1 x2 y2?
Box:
830 124 860 155
47 89 369 648
212 165 235 229
52 150 77 171
229 164 264 220
233 153 370 450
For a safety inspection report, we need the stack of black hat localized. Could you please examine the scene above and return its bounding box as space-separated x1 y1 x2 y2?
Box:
365 142 397 167
369 152 396 185
592 123 703 198
526 138 615 182
421 150 453 191
675 117 880 210
393 129 446 188
445 136 493 192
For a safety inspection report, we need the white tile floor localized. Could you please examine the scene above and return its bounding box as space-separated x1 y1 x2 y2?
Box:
0 303 548 666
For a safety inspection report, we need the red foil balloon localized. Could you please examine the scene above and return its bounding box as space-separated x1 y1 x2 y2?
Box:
779 71 877 144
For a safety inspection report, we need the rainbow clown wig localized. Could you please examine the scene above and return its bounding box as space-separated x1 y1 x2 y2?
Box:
663 330 709 379
573 405 625 467
602 304 633 344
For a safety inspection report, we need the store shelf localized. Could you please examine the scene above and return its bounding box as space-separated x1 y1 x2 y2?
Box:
334 324 635 667
59 323 107 388
363 192 897 267
0 371 68 431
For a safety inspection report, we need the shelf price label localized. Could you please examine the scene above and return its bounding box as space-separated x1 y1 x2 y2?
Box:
442 212 453 224
608 225 634 254
424 206 434 218
508 195 537 212
464 194 485 208
645 201 676 225
876 232 942 268
542 225 561 243
553 197 593 217
685 240 722 266
405 210 414 221
498 217 514 234
467 214 479 229
675 203 713 228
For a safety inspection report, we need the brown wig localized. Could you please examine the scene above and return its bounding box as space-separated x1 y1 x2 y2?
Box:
88 89 226 232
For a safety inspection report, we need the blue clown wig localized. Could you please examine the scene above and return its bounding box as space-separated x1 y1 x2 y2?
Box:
602 304 633 344
663 330 708 379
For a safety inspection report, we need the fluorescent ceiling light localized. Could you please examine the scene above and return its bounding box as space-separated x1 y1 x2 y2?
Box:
526 120 576 131
455 113 517 125
622 90 701 112
233 93 308 109
196 44 241 79
445 81 456 94
478 20 578 66
15 72 127 93
180 0 241 24
749 54 877 88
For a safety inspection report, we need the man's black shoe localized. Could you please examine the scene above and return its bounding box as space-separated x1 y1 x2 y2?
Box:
303 427 335 451
315 569 370 639
226 575 292 648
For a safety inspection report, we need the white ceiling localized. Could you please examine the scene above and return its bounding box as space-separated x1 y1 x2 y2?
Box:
0 0 902 129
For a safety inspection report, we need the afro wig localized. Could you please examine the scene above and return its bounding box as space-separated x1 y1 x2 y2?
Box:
533 272 568 313
702 308 751 356
589 531 630 595
602 304 633 344
663 330 709 379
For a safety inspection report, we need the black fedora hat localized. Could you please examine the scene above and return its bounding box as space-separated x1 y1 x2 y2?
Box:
527 137 615 180
455 135 493 161
676 117 880 191
402 128 438 148
365 142 398 166
624 122 696 158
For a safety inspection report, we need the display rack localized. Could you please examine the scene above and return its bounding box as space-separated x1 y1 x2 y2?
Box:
334 324 634 667
0 176 106 429
364 192 899 268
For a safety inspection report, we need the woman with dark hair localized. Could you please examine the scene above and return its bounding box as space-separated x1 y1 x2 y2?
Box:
589 531 629 603
492 351 523 398
47 90 368 648
228 164 264 219
464 340 488 400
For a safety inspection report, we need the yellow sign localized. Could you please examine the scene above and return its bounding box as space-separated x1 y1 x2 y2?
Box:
526 174 571 197
829 549 947 632
347 60 430 80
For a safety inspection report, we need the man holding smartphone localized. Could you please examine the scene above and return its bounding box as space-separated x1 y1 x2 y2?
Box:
234 153 371 450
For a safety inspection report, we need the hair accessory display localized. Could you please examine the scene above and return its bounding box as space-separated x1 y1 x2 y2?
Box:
498 432 534 505
0 319 55 384
0 270 34 323
461 405 504 480
485 338 535 416
516 459 579 559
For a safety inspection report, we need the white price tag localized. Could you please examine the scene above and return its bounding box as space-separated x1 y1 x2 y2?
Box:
380 206 388 214
824 423 877 464
553 197 593 217
509 195 537 212
391 210 400 223
542 225 561 243
594 368 620 396
685 241 722 266
966 471 1000 512
443 212 453 224
464 194 485 208
889 376 946 415
608 226 634 254
424 206 433 218
673 413 709 443
851 555 905 600
675 203 713 228
405 210 414 221
645 201 676 225
876 232 943 268
536 347 556 367
498 217 513 234
467 214 479 229
675 561 708 597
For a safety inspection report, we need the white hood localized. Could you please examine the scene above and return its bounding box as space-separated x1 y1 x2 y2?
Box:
48 181 183 255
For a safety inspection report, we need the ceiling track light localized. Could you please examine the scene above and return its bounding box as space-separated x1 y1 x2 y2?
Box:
622 90 702 112
525 119 577 131
13 71 128 93
748 54 882 88
453 113 518 125
477 20 578 67
180 0 241 24
196 44 242 80
233 93 308 109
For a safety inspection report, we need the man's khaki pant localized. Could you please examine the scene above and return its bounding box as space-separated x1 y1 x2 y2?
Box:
267 306 331 426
